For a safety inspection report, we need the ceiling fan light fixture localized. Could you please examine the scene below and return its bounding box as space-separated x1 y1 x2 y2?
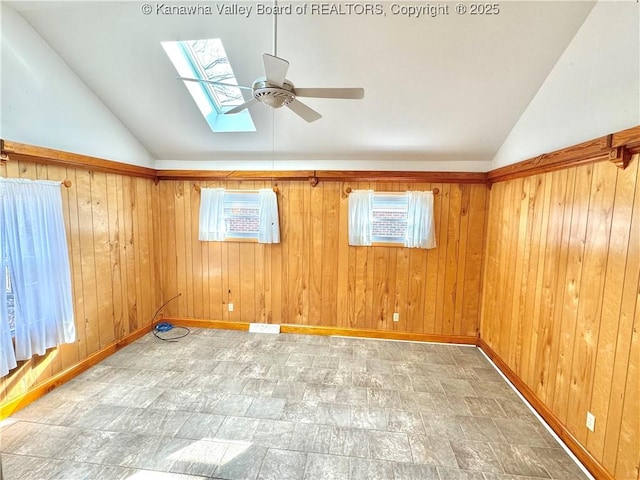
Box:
252 79 295 108
255 89 295 108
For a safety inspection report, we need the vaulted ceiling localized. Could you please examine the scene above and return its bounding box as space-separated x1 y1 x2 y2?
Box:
3 1 609 168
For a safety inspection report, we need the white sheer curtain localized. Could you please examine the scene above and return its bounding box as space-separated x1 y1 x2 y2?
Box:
348 189 373 246
198 188 226 241
0 245 16 377
405 191 437 249
257 188 280 244
0 178 76 377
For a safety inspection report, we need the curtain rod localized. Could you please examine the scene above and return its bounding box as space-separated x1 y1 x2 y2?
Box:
0 177 72 187
193 185 279 194
344 187 440 195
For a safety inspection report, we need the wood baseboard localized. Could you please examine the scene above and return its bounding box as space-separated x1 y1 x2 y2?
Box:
162 317 477 345
477 338 613 480
162 318 250 331
0 323 154 420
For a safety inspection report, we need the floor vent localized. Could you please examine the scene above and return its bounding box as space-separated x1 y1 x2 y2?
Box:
248 323 281 334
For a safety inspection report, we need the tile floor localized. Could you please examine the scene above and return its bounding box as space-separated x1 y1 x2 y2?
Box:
0 328 589 480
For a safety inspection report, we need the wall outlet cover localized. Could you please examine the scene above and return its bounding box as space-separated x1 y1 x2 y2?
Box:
586 412 596 432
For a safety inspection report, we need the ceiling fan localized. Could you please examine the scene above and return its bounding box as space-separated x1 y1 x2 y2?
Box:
178 53 364 122
179 53 364 123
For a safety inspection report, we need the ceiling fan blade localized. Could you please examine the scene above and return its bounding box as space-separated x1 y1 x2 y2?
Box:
286 99 322 123
177 77 253 91
294 87 365 99
263 53 289 87
224 98 259 115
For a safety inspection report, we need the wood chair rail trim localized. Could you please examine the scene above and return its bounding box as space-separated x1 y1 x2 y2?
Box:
3 125 639 185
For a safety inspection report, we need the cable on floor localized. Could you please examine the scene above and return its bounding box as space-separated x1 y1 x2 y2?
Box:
149 293 190 342
153 322 190 342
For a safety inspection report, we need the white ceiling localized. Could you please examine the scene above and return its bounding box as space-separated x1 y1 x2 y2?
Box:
7 1 598 168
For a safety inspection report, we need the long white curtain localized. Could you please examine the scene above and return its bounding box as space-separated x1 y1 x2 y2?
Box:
348 190 373 246
0 178 76 377
405 191 437 249
258 189 280 244
198 188 226 241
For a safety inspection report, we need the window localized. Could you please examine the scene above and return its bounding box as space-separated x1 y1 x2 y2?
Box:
348 190 436 249
161 38 256 132
199 188 280 244
224 191 260 239
371 193 409 244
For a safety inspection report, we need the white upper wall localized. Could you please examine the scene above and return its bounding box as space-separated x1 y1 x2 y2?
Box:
0 3 153 168
492 1 639 169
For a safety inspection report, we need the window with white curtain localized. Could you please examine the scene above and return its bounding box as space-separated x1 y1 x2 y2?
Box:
199 188 280 243
0 178 76 378
348 189 437 249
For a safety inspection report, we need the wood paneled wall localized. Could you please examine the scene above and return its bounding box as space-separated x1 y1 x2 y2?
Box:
481 157 639 479
0 159 161 404
158 180 487 338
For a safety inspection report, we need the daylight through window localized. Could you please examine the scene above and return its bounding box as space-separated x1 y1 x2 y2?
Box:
161 38 255 132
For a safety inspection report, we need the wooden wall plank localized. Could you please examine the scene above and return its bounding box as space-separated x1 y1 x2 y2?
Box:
588 157 638 462
77 170 100 355
566 161 617 444
509 177 536 374
189 183 203 320
453 183 470 336
543 168 577 407
309 183 324 325
105 174 124 340
608 157 640 480
321 182 340 327
124 176 140 329
552 165 593 423
336 182 351 329
522 174 552 386
91 172 115 346
462 183 486 337
434 183 450 333
159 181 178 316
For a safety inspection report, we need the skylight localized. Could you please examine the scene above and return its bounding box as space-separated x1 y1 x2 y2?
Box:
162 38 255 132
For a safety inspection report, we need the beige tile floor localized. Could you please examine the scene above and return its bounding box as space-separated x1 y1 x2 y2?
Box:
0 328 590 479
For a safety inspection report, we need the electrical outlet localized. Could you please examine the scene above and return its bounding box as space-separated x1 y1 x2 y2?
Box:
393 312 400 322
228 303 234 312
586 412 596 432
